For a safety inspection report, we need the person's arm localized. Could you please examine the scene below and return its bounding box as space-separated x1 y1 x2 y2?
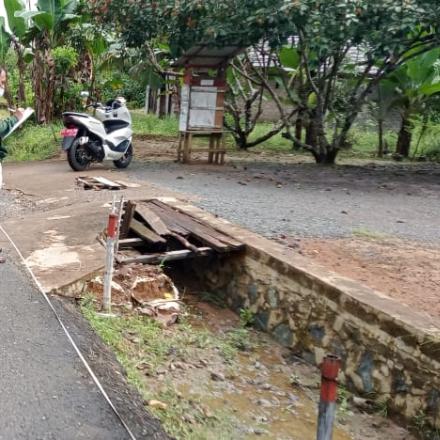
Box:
0 115 18 139
0 116 18 161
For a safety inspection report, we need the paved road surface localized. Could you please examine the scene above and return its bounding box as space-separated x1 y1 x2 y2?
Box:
0 256 130 440
128 160 440 242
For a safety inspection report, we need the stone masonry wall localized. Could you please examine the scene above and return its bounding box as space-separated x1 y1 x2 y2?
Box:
163 198 440 427
192 251 440 426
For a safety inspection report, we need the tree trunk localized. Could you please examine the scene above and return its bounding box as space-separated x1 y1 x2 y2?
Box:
33 36 56 124
305 117 318 149
295 116 303 145
395 111 412 157
311 147 339 164
377 117 384 158
236 132 248 150
10 39 26 106
3 87 13 108
158 88 167 118
306 114 339 164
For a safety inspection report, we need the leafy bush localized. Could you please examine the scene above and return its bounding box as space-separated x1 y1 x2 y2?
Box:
422 143 440 162
53 46 79 74
61 82 85 112
99 73 146 108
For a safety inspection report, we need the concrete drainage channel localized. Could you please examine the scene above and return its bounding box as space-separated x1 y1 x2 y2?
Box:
56 199 439 438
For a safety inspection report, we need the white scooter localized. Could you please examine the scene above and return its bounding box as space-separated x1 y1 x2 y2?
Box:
61 93 134 171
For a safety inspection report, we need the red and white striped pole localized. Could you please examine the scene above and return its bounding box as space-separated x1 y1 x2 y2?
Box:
317 355 341 440
102 200 119 313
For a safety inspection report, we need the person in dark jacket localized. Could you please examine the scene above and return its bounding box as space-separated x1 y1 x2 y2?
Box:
0 67 23 189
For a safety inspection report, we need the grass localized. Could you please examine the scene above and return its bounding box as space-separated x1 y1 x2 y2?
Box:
6 109 440 163
337 385 351 417
247 123 292 152
131 110 179 137
5 122 62 162
80 296 253 439
352 227 389 240
410 411 440 440
343 127 398 159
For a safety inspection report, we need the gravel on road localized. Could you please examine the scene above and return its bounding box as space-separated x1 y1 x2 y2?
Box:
128 160 440 242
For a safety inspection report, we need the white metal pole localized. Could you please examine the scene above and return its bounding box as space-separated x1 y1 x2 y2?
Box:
102 197 117 313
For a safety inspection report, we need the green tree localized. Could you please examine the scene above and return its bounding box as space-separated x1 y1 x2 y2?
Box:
16 0 79 122
3 0 32 105
89 0 440 163
384 48 440 157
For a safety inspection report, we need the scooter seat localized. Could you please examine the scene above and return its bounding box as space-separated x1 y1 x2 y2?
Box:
103 119 129 134
62 112 90 118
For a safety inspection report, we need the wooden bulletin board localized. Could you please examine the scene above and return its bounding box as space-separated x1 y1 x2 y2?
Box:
179 76 225 132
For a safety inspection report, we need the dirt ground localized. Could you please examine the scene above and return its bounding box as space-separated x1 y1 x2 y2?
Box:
82 280 416 440
279 235 440 320
129 137 440 322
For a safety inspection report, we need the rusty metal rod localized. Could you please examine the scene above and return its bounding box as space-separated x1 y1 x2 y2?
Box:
317 355 341 440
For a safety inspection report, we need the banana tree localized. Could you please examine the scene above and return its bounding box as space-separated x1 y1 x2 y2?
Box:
3 0 33 105
0 17 11 65
0 16 13 106
386 48 440 157
368 79 398 157
16 0 79 122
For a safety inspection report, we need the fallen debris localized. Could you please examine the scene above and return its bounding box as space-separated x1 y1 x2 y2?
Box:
76 176 127 191
87 263 182 326
147 400 168 410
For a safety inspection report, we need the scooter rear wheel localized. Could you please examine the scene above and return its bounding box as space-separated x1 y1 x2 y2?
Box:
113 143 133 169
67 139 92 171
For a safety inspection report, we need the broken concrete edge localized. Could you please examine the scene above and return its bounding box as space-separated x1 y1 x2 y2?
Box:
52 266 105 298
152 197 440 427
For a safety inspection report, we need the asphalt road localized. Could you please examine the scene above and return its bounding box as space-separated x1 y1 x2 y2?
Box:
0 256 130 440
128 160 440 242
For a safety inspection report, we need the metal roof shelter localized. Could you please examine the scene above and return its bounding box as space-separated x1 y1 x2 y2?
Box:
173 45 244 68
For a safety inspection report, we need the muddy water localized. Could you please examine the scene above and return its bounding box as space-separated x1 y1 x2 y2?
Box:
203 354 350 440
178 298 351 440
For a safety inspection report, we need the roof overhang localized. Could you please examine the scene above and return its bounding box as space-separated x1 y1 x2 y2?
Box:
173 45 245 68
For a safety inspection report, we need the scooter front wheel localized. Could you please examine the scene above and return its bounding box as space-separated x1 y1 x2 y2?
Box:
67 139 92 172
113 143 133 169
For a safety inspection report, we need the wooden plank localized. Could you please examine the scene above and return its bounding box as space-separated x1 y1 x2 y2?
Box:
153 200 244 249
116 247 212 265
130 218 167 245
168 232 200 252
148 200 234 252
93 176 122 188
120 201 136 238
135 203 201 252
149 200 231 251
147 203 190 236
135 203 171 236
118 238 144 249
151 200 244 251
